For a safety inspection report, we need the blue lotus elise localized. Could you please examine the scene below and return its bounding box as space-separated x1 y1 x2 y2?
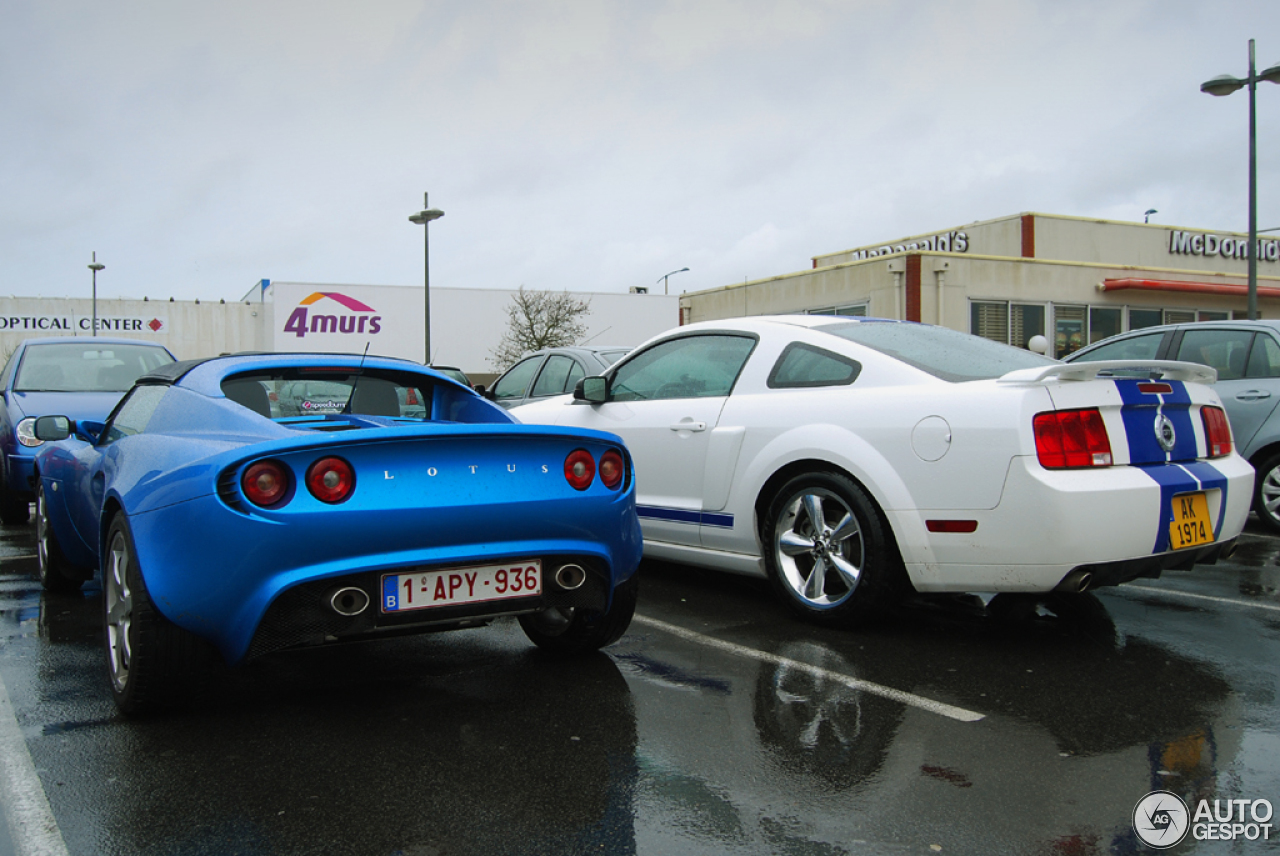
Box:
33 353 642 714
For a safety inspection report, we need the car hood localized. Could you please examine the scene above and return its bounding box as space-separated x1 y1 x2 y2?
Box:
10 390 127 422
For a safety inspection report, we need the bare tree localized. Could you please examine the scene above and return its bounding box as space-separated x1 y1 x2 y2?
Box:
490 286 592 370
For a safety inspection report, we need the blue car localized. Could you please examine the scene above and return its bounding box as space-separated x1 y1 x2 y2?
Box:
0 337 176 523
33 353 642 714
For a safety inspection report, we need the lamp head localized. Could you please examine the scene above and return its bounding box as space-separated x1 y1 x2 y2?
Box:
1201 74 1246 96
409 208 444 225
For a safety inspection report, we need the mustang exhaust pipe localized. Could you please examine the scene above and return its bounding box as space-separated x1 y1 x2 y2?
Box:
553 563 587 590
1054 569 1093 593
329 586 370 616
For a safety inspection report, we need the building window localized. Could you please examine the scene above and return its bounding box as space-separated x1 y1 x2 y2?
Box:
1164 309 1196 325
807 304 868 317
1129 308 1164 330
1089 307 1122 345
970 301 1045 350
1054 305 1087 358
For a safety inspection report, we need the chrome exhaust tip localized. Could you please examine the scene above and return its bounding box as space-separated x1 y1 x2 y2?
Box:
329 586 370 616
1054 569 1093 594
553 563 587 590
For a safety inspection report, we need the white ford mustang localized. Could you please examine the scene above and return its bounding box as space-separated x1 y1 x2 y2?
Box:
512 316 1253 626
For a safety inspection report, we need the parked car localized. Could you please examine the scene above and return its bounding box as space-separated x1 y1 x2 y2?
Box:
1064 319 1280 532
512 316 1251 627
430 365 473 388
0 337 176 524
33 353 642 714
484 346 630 409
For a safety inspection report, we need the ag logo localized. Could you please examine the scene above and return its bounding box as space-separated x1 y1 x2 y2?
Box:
1133 790 1189 849
1154 413 1177 453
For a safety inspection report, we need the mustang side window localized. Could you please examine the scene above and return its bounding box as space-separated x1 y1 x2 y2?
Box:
100 384 169 445
767 343 861 389
610 335 755 402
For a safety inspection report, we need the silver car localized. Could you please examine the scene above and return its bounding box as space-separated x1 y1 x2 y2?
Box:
484 346 630 410
1065 319 1280 530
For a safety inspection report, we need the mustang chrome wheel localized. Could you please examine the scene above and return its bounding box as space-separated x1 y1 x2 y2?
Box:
764 471 902 626
774 488 864 608
104 528 135 693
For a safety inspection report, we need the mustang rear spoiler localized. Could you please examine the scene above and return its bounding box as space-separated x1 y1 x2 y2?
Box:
997 360 1218 385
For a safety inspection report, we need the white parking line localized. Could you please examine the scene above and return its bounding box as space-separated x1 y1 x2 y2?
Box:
631 614 985 723
0 670 70 856
1114 583 1280 613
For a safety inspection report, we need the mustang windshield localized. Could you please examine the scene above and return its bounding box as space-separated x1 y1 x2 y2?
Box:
816 321 1057 382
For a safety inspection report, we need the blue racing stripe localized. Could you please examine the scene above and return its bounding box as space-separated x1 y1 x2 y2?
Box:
637 505 735 529
1115 379 1198 463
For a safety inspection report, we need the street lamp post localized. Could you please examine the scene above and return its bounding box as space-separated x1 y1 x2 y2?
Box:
87 252 105 337
658 267 689 295
1201 39 1280 320
408 194 444 364
1144 209 1157 224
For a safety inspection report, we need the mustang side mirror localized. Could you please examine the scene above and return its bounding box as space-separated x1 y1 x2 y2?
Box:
34 415 72 442
576 376 610 404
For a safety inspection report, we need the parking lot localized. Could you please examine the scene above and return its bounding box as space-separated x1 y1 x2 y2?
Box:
2 517 1279 855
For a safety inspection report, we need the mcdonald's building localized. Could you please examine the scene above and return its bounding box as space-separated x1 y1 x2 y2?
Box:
678 212 1280 359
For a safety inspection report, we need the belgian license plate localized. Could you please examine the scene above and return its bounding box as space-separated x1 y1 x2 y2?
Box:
381 560 541 613
1169 492 1214 550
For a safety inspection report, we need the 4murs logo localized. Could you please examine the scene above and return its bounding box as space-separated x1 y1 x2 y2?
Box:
282 292 382 338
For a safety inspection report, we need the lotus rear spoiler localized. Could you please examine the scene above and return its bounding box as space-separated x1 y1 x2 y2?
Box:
997 359 1218 385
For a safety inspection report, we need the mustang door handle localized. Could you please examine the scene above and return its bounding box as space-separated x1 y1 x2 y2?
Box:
1236 390 1273 401
670 420 708 432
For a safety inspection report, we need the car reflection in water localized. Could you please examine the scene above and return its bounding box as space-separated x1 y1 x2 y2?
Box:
614 582 1240 854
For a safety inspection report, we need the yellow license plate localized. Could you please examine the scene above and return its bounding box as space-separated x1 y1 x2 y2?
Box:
1169 492 1214 550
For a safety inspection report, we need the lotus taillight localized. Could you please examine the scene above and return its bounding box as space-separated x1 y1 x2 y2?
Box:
1201 406 1233 458
307 456 356 504
599 449 625 490
242 460 291 507
1034 408 1113 469
564 449 595 491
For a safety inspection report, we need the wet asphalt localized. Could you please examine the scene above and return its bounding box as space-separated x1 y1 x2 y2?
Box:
1 517 1278 855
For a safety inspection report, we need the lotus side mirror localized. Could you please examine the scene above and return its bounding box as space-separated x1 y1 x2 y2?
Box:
34 415 72 442
576 376 609 404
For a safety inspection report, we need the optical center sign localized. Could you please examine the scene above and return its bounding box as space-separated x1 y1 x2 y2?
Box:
0 315 169 333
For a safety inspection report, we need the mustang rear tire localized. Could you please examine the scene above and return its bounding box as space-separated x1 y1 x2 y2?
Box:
104 514 212 715
519 574 638 654
36 482 84 593
764 471 904 627
1252 451 1280 533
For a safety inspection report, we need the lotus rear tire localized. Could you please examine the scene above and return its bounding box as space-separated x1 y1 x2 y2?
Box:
103 514 213 715
519 574 638 654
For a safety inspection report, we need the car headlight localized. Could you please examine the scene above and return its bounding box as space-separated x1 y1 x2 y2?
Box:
16 418 44 448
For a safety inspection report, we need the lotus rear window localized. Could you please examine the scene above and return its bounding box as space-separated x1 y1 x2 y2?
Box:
219 369 507 424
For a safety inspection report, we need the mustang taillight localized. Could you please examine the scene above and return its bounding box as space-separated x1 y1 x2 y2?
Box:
1034 408 1113 469
1201 406 1233 458
243 460 291 507
564 449 596 491
599 449 625 490
307 456 355 503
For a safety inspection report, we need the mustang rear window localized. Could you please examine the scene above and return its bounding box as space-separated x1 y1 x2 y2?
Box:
816 321 1056 382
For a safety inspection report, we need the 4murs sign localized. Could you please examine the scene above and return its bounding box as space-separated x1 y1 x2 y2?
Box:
282 292 383 338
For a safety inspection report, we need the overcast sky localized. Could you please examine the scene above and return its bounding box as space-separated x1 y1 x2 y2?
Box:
3 0 1279 304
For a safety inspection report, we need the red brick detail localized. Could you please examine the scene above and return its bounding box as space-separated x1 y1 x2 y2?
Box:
1021 214 1035 258
905 254 922 322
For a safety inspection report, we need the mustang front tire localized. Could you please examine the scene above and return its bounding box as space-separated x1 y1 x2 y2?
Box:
36 482 84 593
764 471 904 627
519 574 638 654
104 515 213 715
